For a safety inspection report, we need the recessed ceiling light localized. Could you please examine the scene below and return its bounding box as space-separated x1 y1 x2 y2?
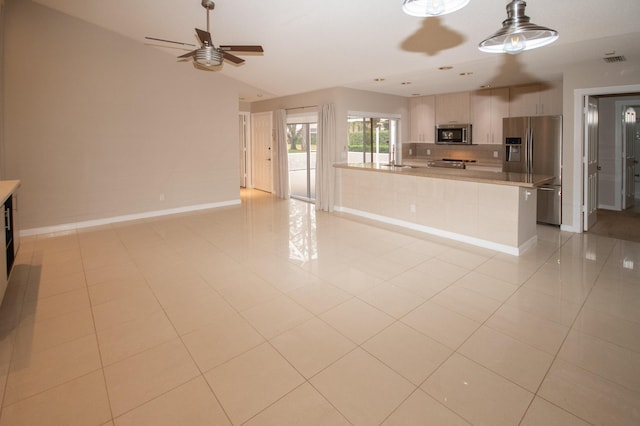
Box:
411 93 421 96
480 84 491 89
374 78 386 82
256 94 263 98
459 72 473 76
439 66 453 70
402 81 412 85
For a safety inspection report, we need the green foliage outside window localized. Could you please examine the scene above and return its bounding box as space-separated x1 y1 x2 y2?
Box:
287 124 317 153
347 120 390 153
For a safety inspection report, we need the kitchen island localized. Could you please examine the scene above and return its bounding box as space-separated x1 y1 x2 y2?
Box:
0 180 20 304
334 164 553 255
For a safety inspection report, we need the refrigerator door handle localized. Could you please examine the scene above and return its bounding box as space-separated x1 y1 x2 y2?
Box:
527 127 534 175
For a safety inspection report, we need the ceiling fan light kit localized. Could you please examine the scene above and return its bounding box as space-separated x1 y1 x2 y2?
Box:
478 0 558 54
402 0 471 16
195 46 223 67
145 0 263 70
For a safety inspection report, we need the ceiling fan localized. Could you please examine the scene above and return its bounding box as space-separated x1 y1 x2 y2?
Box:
145 0 264 68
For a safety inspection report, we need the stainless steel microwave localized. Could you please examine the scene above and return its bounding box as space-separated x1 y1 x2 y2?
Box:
435 124 472 145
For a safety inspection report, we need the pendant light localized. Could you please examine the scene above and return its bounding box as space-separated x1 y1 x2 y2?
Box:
402 0 470 17
478 0 558 54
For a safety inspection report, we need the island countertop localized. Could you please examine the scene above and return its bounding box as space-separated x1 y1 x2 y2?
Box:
333 163 553 188
0 180 20 204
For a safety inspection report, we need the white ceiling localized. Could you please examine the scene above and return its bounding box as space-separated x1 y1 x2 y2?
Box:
32 0 640 102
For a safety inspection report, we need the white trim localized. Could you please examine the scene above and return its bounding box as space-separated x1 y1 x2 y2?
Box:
20 199 241 237
239 112 252 188
598 203 617 211
335 206 535 256
561 223 580 233
572 84 640 233
347 111 402 119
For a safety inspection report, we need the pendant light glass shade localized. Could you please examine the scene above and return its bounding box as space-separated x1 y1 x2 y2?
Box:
402 0 470 17
478 0 558 54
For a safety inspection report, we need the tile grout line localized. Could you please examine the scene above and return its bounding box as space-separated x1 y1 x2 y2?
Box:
516 233 614 426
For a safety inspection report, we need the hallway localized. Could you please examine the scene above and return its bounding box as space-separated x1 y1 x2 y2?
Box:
588 204 640 243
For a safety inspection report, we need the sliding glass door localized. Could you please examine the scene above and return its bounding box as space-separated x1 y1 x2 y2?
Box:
287 116 317 201
347 115 399 164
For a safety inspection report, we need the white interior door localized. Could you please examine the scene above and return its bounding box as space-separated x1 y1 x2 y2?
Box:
251 111 273 193
584 96 599 230
623 107 636 209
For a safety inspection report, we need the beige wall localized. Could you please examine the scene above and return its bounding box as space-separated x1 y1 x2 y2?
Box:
251 86 410 169
4 0 254 231
251 87 411 149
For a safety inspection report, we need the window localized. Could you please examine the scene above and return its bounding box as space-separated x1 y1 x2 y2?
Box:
347 114 399 164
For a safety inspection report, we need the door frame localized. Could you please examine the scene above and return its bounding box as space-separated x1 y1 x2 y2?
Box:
239 112 251 188
572 84 640 233
583 96 599 231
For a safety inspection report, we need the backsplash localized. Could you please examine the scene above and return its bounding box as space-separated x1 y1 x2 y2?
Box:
401 143 503 166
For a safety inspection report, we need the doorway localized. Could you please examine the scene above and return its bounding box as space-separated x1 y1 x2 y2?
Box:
251 112 273 193
622 106 638 209
577 85 640 237
287 112 317 202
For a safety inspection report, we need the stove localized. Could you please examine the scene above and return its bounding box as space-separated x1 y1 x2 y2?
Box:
426 158 477 169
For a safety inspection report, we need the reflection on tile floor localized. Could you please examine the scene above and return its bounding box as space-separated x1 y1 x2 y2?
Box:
0 189 639 425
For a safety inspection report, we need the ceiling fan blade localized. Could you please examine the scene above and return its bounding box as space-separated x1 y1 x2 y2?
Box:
145 37 196 47
223 52 245 64
220 45 264 53
178 49 198 59
195 28 213 46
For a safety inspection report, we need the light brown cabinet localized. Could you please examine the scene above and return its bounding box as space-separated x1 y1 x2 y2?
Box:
509 82 562 117
435 92 470 124
409 95 435 142
471 88 510 144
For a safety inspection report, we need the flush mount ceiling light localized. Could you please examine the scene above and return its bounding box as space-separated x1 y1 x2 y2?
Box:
402 0 470 17
478 0 558 54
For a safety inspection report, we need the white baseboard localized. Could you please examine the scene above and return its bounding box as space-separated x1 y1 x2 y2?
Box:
335 206 532 256
20 199 241 237
561 224 581 233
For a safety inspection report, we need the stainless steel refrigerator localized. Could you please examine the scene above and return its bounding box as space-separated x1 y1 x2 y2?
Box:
503 115 563 225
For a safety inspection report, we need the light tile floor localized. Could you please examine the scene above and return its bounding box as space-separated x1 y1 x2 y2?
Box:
0 189 639 425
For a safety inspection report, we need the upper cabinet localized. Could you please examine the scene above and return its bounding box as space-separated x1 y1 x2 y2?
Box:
470 87 510 145
409 95 435 142
435 92 470 124
509 82 562 117
406 82 562 143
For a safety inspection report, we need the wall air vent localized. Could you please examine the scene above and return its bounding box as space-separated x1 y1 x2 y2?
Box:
603 55 626 63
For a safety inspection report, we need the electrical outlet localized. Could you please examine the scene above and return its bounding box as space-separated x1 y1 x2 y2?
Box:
159 193 165 201
410 204 416 213
427 149 431 155
493 151 499 158
409 148 413 155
